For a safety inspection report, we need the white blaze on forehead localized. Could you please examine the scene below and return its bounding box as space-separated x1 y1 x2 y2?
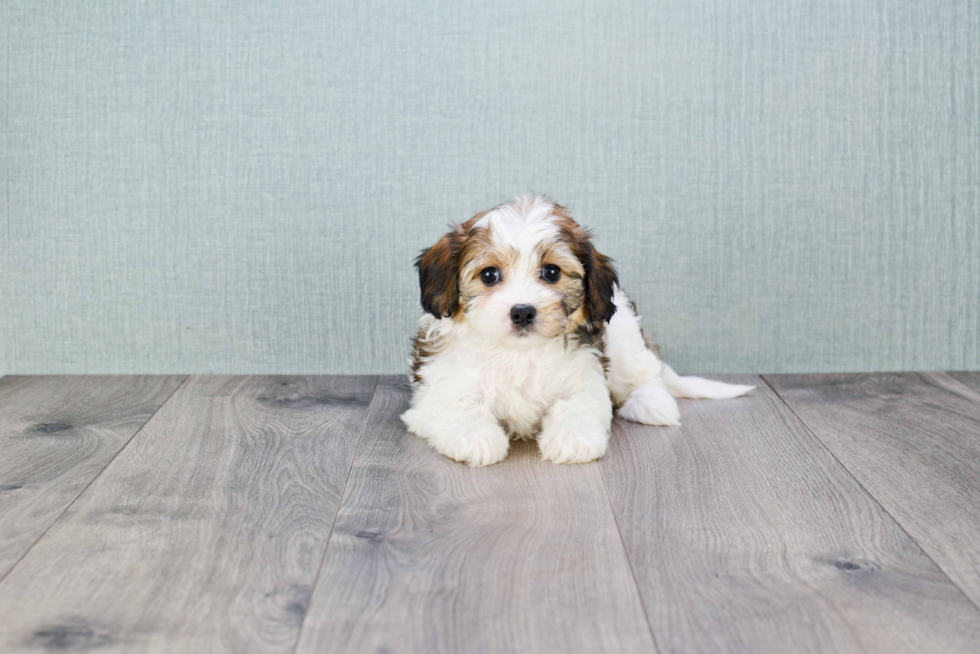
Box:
474 195 559 252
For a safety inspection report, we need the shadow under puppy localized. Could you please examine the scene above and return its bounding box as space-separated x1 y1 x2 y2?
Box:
402 194 753 465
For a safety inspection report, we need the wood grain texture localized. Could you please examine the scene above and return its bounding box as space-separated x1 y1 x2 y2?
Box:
600 375 980 653
0 375 185 580
949 371 980 395
766 372 980 609
295 376 655 654
0 375 376 653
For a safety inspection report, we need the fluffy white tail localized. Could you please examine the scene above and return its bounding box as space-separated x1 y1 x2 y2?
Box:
661 364 755 400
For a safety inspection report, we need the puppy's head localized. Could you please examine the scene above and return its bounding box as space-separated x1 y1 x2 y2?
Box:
416 195 617 345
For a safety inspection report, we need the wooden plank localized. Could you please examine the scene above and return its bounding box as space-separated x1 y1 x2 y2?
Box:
949 371 980 395
767 372 980 609
0 375 185 579
601 375 980 653
0 375 377 653
295 376 655 654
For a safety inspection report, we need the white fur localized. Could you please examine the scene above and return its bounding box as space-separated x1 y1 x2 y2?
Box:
402 316 612 465
606 287 755 427
402 195 753 466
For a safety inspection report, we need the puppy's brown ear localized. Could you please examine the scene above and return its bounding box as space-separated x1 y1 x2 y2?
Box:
554 207 619 328
580 238 619 327
416 228 463 318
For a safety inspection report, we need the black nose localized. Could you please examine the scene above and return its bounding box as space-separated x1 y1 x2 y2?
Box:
510 304 536 328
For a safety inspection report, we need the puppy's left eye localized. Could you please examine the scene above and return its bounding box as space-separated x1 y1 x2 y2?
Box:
480 266 501 286
541 264 561 283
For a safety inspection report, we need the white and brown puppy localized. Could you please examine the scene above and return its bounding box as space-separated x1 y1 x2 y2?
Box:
402 194 753 466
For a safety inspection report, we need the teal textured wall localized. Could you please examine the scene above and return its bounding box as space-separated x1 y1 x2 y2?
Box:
2 1 978 375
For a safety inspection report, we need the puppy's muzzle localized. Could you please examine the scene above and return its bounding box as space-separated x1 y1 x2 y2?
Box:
510 304 536 329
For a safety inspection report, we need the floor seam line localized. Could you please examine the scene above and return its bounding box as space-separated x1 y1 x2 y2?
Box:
0 374 190 587
291 374 381 654
597 433 664 654
760 374 980 616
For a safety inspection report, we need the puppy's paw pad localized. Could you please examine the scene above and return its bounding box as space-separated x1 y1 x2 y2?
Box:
538 421 609 464
618 384 680 426
435 423 510 467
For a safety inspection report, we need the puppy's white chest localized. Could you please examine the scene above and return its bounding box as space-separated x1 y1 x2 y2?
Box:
474 343 586 438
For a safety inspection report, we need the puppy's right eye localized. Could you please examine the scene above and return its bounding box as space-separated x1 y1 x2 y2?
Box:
480 267 501 286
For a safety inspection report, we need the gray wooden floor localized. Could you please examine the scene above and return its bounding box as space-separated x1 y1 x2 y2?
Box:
1 374 980 653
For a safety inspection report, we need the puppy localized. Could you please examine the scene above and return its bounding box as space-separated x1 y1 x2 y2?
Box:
401 194 753 465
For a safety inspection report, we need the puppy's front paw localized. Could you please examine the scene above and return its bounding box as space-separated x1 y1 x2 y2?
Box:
432 421 510 467
538 418 609 464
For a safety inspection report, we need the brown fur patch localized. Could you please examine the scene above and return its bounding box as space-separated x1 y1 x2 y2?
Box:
550 204 619 331
416 230 462 318
415 211 488 318
409 333 426 385
454 226 522 319
536 241 587 321
409 330 443 385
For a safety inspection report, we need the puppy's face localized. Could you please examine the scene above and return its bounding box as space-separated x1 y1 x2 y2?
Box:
416 196 618 346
